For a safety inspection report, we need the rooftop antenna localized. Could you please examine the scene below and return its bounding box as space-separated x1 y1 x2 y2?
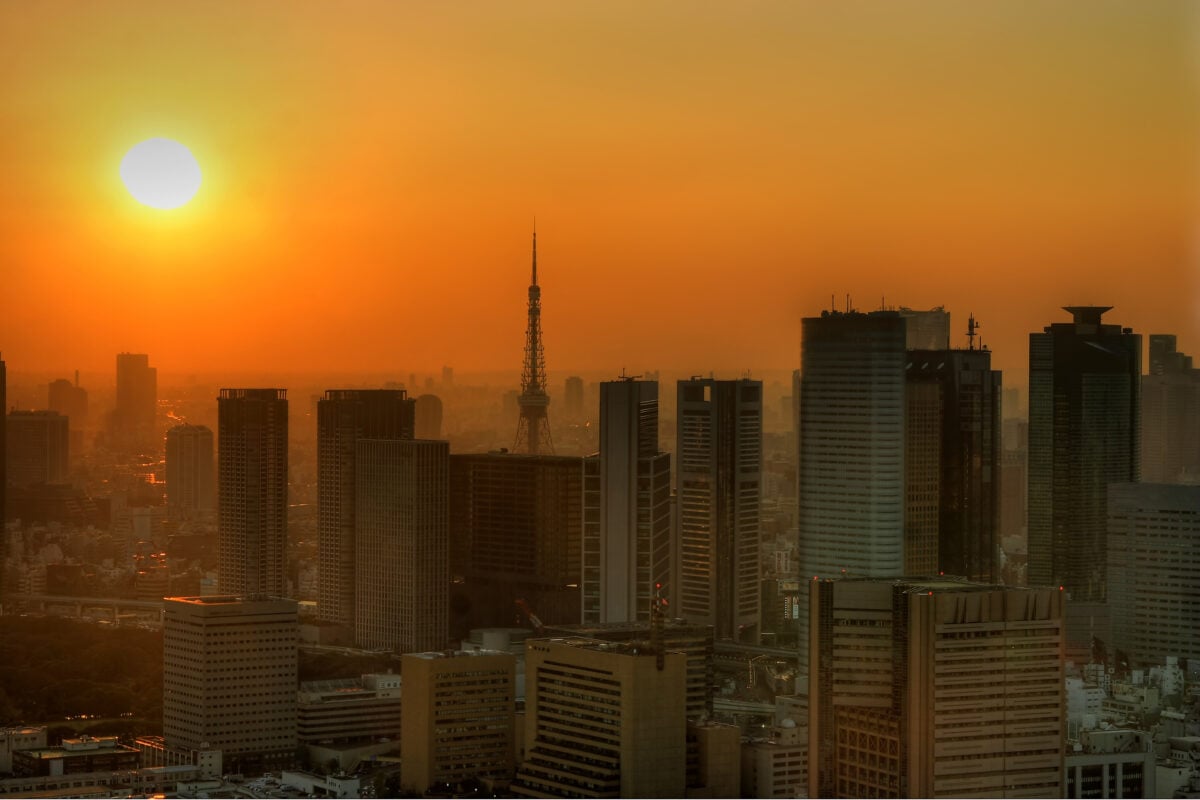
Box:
967 314 979 351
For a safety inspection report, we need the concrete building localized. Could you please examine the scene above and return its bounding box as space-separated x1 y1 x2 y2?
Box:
1029 307 1139 655
809 578 1065 799
675 378 762 642
163 596 298 774
684 720 740 799
512 637 687 798
354 438 448 652
0 727 46 773
741 720 807 799
217 389 288 597
449 452 584 633
1065 728 1155 799
1108 483 1200 666
113 352 156 450
582 379 672 625
1142 334 1200 483
316 389 415 629
899 306 951 350
904 346 1002 581
165 423 214 520
11 735 139 777
5 410 69 486
797 309 906 664
401 650 516 794
296 673 401 745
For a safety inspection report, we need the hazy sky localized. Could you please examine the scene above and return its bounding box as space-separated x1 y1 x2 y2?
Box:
2 2 1196 382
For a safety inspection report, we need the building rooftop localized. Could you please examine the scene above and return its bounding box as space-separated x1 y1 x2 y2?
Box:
405 648 511 660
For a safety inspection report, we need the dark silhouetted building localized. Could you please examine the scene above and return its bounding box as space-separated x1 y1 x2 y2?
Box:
48 375 87 453
1028 306 1139 654
114 353 157 450
676 377 762 642
809 577 1065 798
414 393 442 440
582 379 672 624
317 389 415 629
564 376 584 420
6 410 69 486
355 438 448 652
905 344 1001 581
449 451 583 633
898 306 950 350
218 389 288 597
166 423 214 520
1141 334 1200 483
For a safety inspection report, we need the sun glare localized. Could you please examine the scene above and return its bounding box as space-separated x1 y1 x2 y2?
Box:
120 138 202 210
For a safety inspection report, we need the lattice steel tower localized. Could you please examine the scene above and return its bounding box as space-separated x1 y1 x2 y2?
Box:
514 229 554 454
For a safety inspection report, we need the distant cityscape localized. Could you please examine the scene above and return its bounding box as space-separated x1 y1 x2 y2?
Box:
1 235 1198 799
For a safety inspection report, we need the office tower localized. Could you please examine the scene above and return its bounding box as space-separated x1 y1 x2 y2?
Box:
114 353 157 449
217 389 288 598
1141 334 1200 483
797 309 906 661
316 389 415 629
1108 483 1200 665
809 578 1065 799
401 650 516 795
905 341 1002 581
898 306 950 350
355 438 448 652
582 379 672 624
47 375 87 452
6 410 69 486
514 231 553 455
448 452 583 632
512 637 687 798
676 377 762 641
414 394 443 439
564 376 584 419
165 424 214 520
1028 307 1139 651
162 596 298 774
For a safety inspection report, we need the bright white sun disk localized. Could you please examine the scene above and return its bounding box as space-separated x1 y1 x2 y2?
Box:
120 138 202 210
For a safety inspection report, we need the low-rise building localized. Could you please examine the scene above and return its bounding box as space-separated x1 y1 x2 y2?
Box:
11 736 139 778
1065 728 1155 799
741 720 807 799
0 727 46 773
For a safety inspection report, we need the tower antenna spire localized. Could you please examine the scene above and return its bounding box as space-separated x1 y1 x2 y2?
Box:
514 227 554 454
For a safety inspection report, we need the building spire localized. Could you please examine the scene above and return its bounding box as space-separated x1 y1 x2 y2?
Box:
532 226 537 286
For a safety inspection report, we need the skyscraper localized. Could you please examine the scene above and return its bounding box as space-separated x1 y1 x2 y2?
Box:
809 577 1065 798
514 231 553 455
163 595 298 774
564 375 584 420
5 410 69 486
165 423 214 520
316 389 415 629
48 375 87 453
114 353 157 450
904 342 1002 581
414 393 443 439
676 377 762 641
898 306 950 350
217 388 288 598
797 309 906 660
582 379 672 624
354 438 448 652
1028 307 1139 651
1141 334 1200 483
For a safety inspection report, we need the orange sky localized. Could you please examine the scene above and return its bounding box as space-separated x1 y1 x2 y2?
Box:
1 1 1196 383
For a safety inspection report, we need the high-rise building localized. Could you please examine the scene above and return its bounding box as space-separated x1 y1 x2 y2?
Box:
48 375 87 452
1141 334 1200 483
797 309 906 661
165 424 214 520
354 438 448 652
514 231 553 455
401 650 516 795
582 379 672 624
512 637 687 798
6 410 69 486
217 389 288 598
1107 483 1200 666
414 394 443 440
114 353 157 450
163 596 298 774
1028 307 1139 652
904 343 1002 581
564 376 584 420
898 306 950 350
675 378 762 641
448 452 583 633
809 577 1065 799
316 389 415 629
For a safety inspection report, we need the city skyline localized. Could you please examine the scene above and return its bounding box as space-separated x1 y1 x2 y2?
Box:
1 3 1195 379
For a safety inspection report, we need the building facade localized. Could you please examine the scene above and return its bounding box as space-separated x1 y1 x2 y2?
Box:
1141 334 1200 484
166 423 214 520
316 389 415 629
809 578 1065 799
582 380 672 625
5 410 69 486
217 388 288 597
675 378 762 641
163 596 298 774
354 438 448 652
114 352 157 450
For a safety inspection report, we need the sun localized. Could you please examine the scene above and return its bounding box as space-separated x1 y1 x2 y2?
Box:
120 138 202 210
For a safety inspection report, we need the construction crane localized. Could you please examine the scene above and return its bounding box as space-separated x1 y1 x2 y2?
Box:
514 598 545 635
